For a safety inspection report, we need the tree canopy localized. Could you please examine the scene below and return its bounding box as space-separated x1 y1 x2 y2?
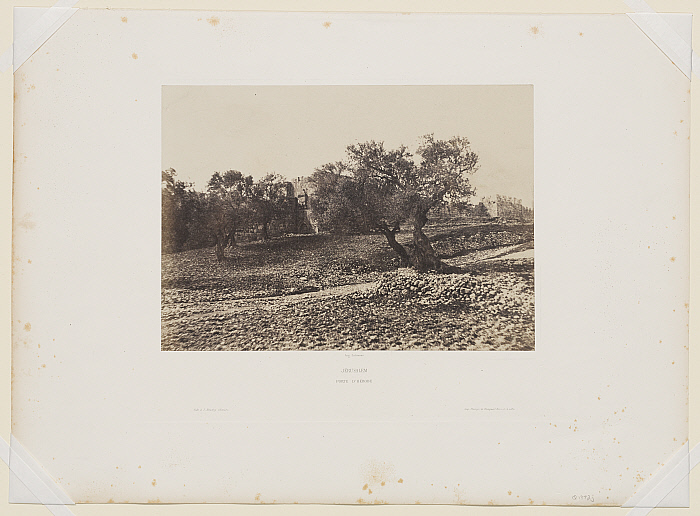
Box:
311 134 479 270
162 168 197 254
162 134 479 268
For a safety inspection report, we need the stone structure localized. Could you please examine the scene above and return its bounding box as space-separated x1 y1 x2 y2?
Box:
480 195 533 221
292 176 315 209
286 176 317 233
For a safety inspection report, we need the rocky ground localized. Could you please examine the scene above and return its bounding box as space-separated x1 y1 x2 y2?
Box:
161 222 535 351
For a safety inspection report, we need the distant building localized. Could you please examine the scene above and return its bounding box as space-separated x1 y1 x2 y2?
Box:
480 195 533 221
276 177 317 233
292 176 315 209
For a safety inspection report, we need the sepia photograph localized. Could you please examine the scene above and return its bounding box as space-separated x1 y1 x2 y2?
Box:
161 85 534 351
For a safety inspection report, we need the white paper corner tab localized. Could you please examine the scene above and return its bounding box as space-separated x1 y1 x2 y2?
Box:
9 2 79 73
623 442 693 513
8 435 74 506
625 8 692 79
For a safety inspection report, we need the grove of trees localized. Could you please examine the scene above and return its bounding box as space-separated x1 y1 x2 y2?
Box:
163 134 480 270
162 168 299 260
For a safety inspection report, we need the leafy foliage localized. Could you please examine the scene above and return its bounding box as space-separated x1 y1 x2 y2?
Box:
310 134 479 270
204 170 255 260
162 168 198 253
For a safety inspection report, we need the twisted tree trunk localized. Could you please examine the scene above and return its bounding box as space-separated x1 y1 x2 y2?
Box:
214 229 234 261
214 238 226 261
380 227 411 267
411 212 443 271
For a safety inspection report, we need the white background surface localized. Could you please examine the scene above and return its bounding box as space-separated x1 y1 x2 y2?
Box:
2 0 699 514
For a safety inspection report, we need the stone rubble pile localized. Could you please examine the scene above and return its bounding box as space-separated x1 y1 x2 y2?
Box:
352 269 530 318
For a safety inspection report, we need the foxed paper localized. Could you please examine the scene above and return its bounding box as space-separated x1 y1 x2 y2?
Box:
11 10 689 505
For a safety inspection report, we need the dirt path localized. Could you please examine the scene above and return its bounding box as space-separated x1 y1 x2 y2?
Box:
167 281 378 324
166 242 534 318
489 248 534 260
224 243 533 312
236 281 377 306
442 242 533 268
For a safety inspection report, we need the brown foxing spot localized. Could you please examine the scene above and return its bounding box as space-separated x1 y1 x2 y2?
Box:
362 459 395 488
132 53 138 59
381 481 385 486
579 32 583 36
24 322 31 331
17 213 36 230
147 499 160 503
530 26 540 35
207 16 220 26
152 479 156 486
121 17 127 23
255 493 261 501
362 484 368 490
41 364 45 368
108 499 114 503
508 491 512 495
322 21 332 28
398 478 403 483
670 257 676 262
368 489 372 494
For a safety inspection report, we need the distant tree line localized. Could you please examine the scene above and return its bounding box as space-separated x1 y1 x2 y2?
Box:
162 168 305 260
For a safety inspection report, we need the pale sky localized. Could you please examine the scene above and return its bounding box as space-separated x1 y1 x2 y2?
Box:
162 85 533 208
